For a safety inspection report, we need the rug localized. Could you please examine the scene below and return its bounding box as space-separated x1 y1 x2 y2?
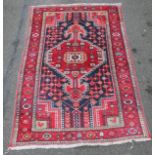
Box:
9 3 151 149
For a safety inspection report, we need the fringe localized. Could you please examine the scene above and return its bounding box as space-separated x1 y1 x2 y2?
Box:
9 138 151 150
30 3 122 8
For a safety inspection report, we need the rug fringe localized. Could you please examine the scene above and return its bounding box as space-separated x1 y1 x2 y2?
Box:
3 149 10 154
8 138 151 150
30 3 122 8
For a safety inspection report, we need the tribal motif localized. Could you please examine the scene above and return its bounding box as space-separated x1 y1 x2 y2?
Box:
10 4 151 149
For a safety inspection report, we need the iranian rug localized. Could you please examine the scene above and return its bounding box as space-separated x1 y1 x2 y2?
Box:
9 3 151 149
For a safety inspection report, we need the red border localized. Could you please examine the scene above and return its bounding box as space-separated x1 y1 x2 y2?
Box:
9 6 34 147
118 5 151 137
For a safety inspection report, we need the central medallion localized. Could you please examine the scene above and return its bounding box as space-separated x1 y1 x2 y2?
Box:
45 40 106 79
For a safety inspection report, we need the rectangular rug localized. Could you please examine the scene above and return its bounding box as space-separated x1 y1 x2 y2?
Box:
9 3 151 150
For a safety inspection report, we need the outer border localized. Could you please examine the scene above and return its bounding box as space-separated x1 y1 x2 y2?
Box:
9 6 34 147
118 5 151 138
9 3 151 150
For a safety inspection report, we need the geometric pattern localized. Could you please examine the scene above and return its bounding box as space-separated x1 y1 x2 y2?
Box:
9 4 151 149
